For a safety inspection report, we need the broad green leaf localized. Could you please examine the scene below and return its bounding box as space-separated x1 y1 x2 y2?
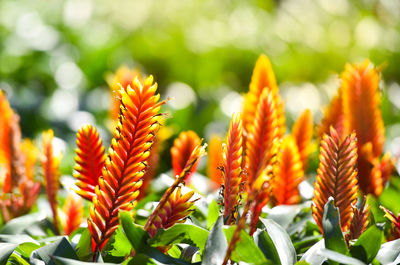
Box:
0 243 17 265
319 248 366 265
120 211 191 265
376 238 400 265
107 226 132 257
52 256 115 265
202 216 227 265
75 228 92 260
149 224 208 252
254 230 281 265
258 218 296 265
349 224 383 263
299 239 326 265
0 234 38 244
295 262 311 265
267 202 310 230
223 226 266 263
322 198 348 258
293 235 322 253
0 213 44 234
9 253 30 265
15 242 41 258
125 254 156 265
206 200 220 229
31 237 79 264
119 211 148 253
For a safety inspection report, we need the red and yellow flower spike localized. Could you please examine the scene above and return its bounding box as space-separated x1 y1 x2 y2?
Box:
291 109 314 171
0 91 14 192
245 89 279 186
62 194 84 236
145 143 206 234
317 93 345 139
222 114 243 225
146 186 197 237
272 136 304 206
242 54 285 139
20 139 38 181
107 66 142 124
341 60 389 195
41 129 62 235
88 75 166 253
206 135 223 189
312 127 358 233
170 130 201 180
380 206 400 240
346 197 369 243
73 125 106 202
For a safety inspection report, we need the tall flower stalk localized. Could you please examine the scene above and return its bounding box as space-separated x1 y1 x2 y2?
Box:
87 76 165 253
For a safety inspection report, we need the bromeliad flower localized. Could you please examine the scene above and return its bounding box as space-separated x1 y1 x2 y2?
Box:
73 125 106 202
41 129 62 234
62 194 84 236
271 136 304 206
317 93 345 139
88 76 166 253
312 127 358 233
381 206 400 240
346 197 369 242
146 186 197 237
206 135 223 189
221 114 244 225
242 54 285 139
291 109 314 171
170 130 201 180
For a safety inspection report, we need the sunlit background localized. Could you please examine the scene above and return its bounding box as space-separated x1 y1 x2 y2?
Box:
1 0 400 173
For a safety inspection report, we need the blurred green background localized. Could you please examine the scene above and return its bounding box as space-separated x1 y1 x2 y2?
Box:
1 0 400 173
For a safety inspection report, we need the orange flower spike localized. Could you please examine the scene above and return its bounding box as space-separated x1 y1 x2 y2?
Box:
341 60 384 157
145 144 206 234
242 54 285 138
146 186 197 237
20 139 38 181
292 109 314 170
206 135 223 189
245 89 279 185
107 66 142 123
317 93 345 139
222 114 243 225
381 206 400 240
63 195 84 236
73 125 106 202
312 127 359 233
171 131 201 179
41 129 62 235
272 136 304 206
88 76 166 253
0 91 14 191
346 198 369 242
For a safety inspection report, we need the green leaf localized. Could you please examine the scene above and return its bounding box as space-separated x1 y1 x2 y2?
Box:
119 211 148 253
254 230 281 265
0 243 17 265
52 256 115 265
267 203 310 230
0 213 44 234
108 226 132 257
120 211 191 265
206 200 220 229
349 224 383 263
319 248 366 265
295 262 311 265
299 239 326 265
31 237 79 265
15 242 41 258
322 197 348 258
149 224 208 252
223 226 266 263
258 218 296 265
202 216 227 265
75 228 92 261
8 253 30 265
376 238 400 265
0 234 38 244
